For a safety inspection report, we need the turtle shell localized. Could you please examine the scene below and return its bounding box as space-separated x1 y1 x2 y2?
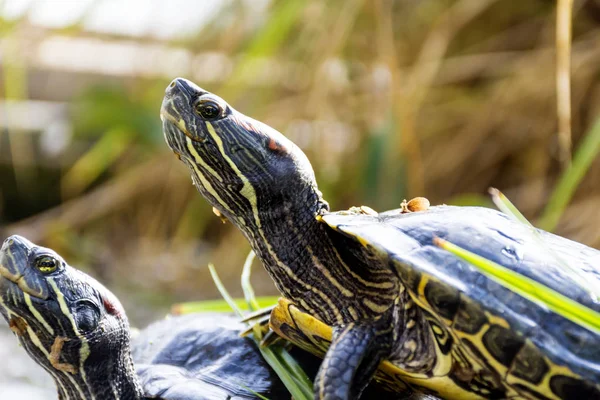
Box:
133 312 423 400
132 313 308 399
271 205 600 399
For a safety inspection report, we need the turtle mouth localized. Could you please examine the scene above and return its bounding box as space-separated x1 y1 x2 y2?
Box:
160 99 203 145
0 265 47 300
161 78 208 145
161 114 188 150
0 237 48 300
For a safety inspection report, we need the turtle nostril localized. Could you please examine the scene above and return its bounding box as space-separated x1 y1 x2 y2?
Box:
165 79 180 95
1 237 13 251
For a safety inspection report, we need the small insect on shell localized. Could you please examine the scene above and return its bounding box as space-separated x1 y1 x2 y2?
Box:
400 197 430 213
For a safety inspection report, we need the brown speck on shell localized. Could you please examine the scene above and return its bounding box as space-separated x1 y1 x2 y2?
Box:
401 197 430 213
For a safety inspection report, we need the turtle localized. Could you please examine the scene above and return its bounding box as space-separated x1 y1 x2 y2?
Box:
0 235 434 400
160 77 600 400
0 234 315 400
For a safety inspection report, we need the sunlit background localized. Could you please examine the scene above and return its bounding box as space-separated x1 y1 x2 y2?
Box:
1 0 600 395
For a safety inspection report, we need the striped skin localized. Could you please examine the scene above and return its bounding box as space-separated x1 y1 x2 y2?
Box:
161 78 419 399
0 236 142 400
161 79 400 327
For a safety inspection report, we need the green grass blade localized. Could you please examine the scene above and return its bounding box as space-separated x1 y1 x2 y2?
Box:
434 237 600 334
171 297 280 315
62 127 134 196
488 188 532 226
489 188 599 302
207 264 244 318
539 116 600 231
241 250 260 311
256 346 314 400
208 263 313 400
239 385 270 400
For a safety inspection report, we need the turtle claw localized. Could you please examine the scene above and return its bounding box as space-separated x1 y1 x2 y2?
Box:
337 206 378 216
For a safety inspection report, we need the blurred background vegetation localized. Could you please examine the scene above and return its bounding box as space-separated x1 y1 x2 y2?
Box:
1 0 599 325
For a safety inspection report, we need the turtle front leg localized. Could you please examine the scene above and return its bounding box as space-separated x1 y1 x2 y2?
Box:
314 322 391 400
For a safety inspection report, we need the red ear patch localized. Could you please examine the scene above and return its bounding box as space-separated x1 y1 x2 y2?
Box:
268 138 288 154
102 296 122 317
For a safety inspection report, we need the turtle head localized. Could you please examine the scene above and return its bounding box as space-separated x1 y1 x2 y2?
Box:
161 78 328 228
0 235 141 399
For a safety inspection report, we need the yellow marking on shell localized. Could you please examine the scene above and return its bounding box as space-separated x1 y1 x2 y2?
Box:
451 320 588 400
270 298 489 400
406 319 416 329
403 276 502 388
417 274 427 292
484 311 511 329
413 274 586 400
48 278 94 400
24 292 54 335
502 340 569 399
356 236 371 248
431 324 443 336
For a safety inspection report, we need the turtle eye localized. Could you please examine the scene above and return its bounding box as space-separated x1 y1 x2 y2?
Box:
34 256 59 274
195 100 222 120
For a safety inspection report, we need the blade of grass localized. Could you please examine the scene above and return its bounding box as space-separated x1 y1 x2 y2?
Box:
208 264 244 318
556 0 574 168
539 116 600 231
62 127 135 197
241 250 260 311
489 188 599 301
239 386 269 400
171 297 280 315
488 188 532 226
209 263 313 400
434 237 600 334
